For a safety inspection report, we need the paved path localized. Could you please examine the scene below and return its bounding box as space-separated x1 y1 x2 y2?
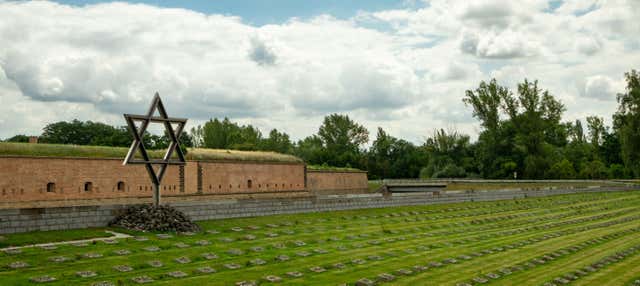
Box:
0 231 132 251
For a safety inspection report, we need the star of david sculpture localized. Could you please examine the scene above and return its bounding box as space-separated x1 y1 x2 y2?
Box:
123 93 187 206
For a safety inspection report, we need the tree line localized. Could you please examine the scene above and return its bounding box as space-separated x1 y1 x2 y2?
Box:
4 70 639 180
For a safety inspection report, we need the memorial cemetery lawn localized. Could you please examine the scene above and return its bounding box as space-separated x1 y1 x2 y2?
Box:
3 191 640 285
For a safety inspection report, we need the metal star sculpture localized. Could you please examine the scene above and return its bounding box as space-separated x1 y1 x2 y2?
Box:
123 93 187 206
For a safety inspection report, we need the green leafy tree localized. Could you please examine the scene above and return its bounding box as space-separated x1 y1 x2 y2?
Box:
613 70 640 177
4 135 30 142
317 114 369 168
546 159 576 179
260 129 293 154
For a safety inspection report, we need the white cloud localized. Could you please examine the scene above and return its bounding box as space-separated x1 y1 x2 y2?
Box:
0 0 638 143
583 75 622 101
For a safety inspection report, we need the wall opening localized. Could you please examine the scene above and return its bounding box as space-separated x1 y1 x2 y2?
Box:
84 182 93 192
47 182 56 193
117 181 125 191
248 180 252 188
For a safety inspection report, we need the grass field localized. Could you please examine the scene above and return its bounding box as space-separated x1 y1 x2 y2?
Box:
2 191 640 285
0 142 302 163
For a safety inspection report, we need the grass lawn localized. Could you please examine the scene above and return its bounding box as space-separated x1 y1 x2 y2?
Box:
0 229 115 248
2 190 640 285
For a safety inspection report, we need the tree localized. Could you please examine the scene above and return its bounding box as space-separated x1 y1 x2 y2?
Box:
190 125 204 147
200 118 262 150
463 79 509 178
4 135 30 143
293 135 325 165
39 120 131 147
421 129 474 178
613 70 640 177
586 116 605 147
260 129 293 154
317 114 369 168
367 127 427 179
546 159 576 179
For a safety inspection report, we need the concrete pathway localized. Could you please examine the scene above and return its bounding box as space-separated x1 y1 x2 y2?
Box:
0 231 132 251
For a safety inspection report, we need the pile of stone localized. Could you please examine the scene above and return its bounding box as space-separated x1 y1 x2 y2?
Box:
109 204 200 233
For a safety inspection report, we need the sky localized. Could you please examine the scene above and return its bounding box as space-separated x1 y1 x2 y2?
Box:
0 0 638 143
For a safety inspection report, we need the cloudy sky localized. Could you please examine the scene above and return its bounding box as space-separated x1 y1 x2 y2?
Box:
0 0 638 143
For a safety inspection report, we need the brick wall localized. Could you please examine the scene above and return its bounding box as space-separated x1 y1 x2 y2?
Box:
306 170 369 195
198 161 305 195
0 156 307 207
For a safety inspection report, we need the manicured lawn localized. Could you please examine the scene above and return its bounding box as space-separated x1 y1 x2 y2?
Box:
2 190 640 285
0 229 114 248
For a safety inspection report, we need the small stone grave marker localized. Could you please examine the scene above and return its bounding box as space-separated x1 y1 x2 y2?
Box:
250 258 266 265
103 239 118 245
196 266 216 273
156 234 172 239
113 265 133 272
174 242 190 248
174 256 191 264
202 253 218 260
296 251 311 257
355 278 375 286
309 266 327 273
395 269 413 276
333 263 346 269
243 235 256 240
3 248 21 255
377 273 395 282
224 263 242 270
219 237 235 242
147 260 163 267
113 249 131 256
49 256 70 263
231 227 244 232
227 249 244 255
133 236 148 241
286 271 303 278
235 281 256 286
82 252 103 259
91 281 115 286
143 246 160 252
250 246 264 252
194 240 210 246
30 275 56 283
8 261 29 269
131 275 154 284
206 230 220 234
264 275 282 283
76 271 97 278
167 271 188 278
271 254 289 262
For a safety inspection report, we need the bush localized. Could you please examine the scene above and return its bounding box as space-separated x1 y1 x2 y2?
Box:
546 159 576 179
609 164 628 179
432 164 466 178
579 160 609 179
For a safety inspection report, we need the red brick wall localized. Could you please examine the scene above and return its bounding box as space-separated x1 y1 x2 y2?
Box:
0 157 306 204
306 170 369 194
0 156 184 202
198 161 305 194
